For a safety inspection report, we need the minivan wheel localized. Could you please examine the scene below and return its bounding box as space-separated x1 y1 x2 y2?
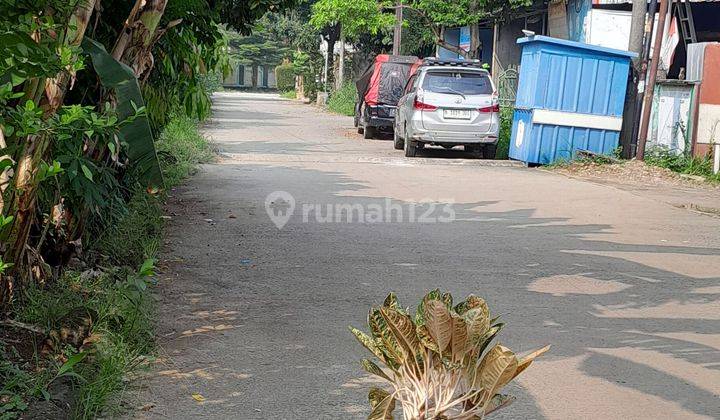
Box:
484 144 497 159
363 126 375 139
393 126 404 150
404 139 417 157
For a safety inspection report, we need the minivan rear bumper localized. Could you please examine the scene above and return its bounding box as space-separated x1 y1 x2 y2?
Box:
410 131 498 144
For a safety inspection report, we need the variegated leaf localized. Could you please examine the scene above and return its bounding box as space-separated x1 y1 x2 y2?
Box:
441 292 453 309
381 307 420 359
424 299 453 353
361 358 392 382
416 289 441 326
416 324 440 353
368 308 386 340
511 345 550 381
368 387 390 408
474 344 517 397
463 307 491 347
368 388 396 420
383 293 399 310
450 314 469 363
477 324 503 359
484 393 515 416
350 326 387 363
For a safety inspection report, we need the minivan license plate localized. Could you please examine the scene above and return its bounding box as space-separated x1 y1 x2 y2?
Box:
444 109 471 119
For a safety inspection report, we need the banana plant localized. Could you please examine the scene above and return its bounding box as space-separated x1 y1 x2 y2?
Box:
350 290 550 420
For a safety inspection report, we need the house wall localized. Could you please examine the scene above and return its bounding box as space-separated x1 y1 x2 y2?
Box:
437 26 494 65
223 64 276 88
267 68 277 88
223 66 240 86
492 18 526 79
695 44 720 157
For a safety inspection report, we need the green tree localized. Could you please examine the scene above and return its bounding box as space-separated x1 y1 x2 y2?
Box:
407 0 532 59
310 0 394 88
228 20 291 87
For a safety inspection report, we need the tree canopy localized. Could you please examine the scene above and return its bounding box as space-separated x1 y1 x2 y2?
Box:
310 0 394 40
407 0 532 58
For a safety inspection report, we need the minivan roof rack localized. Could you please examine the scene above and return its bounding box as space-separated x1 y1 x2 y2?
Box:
421 58 487 69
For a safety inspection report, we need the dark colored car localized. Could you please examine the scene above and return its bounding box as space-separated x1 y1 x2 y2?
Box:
354 54 421 139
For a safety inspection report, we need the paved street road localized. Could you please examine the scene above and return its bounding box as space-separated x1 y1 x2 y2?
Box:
130 92 720 419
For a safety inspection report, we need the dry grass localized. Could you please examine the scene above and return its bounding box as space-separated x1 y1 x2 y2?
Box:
551 159 720 190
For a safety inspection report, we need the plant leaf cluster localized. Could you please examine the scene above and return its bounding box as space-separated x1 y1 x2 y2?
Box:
351 290 549 419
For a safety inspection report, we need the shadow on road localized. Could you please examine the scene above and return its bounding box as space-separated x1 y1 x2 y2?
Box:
142 158 720 419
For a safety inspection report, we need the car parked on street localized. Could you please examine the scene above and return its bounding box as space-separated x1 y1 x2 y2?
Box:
393 58 500 158
354 54 421 139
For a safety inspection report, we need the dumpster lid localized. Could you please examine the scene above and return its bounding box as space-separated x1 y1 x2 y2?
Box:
517 35 638 59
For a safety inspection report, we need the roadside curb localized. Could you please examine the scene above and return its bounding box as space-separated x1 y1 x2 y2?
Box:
218 152 525 167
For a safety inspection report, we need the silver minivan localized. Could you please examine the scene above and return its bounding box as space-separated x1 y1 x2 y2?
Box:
394 59 500 158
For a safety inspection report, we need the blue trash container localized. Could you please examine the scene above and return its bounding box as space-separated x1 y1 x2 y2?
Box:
509 35 637 164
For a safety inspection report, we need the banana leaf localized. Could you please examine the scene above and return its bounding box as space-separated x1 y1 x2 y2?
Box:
81 37 163 187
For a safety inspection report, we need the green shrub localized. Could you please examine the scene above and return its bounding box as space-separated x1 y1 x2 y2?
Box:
280 90 296 99
327 81 357 116
496 106 513 160
94 115 214 266
275 62 295 92
94 191 163 267
156 115 215 187
645 147 720 182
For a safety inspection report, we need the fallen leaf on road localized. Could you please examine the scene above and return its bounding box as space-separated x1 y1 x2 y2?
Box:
191 393 206 402
140 403 155 411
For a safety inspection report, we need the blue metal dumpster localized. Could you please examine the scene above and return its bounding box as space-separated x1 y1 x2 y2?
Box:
509 36 637 164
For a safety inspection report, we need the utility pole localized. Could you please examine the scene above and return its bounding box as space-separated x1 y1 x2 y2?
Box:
392 0 403 55
631 0 658 158
337 27 345 91
620 0 647 158
637 0 669 160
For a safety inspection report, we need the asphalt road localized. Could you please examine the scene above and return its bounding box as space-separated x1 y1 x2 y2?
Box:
129 92 720 419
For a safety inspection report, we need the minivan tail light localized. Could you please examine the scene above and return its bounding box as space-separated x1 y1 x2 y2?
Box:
414 98 437 111
479 104 500 113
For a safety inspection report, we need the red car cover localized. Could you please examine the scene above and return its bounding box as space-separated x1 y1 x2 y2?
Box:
356 55 421 107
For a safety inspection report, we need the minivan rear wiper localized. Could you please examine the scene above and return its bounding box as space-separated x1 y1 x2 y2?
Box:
437 87 466 100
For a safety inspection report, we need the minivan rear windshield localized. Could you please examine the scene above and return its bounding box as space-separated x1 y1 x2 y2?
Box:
422 71 493 95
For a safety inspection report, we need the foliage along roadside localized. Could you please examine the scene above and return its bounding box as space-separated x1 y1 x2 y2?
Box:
1 116 213 419
645 147 720 183
327 81 357 116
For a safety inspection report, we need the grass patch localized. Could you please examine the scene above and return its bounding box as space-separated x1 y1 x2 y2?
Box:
14 264 156 420
645 147 720 182
94 191 163 268
279 90 296 99
156 115 215 187
327 82 356 116
496 107 513 160
2 115 213 419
